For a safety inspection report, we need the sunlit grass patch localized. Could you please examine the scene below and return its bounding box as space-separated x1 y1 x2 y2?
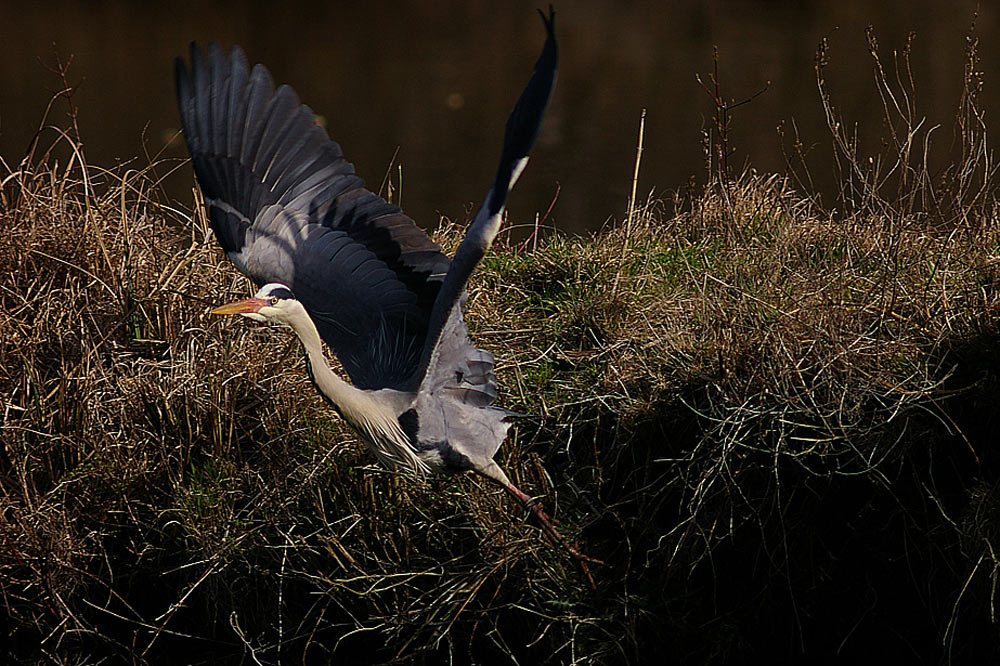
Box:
4 23 1000 665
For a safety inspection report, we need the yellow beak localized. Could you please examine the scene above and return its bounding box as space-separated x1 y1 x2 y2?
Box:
211 297 267 316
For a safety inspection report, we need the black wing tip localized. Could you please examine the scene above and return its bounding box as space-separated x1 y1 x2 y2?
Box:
188 41 206 70
537 5 558 63
229 44 250 72
174 55 190 93
537 5 555 37
184 41 265 88
486 8 559 215
175 41 213 92
178 41 246 74
537 6 558 71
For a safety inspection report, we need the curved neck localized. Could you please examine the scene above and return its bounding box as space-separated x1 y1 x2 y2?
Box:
284 305 427 474
287 308 371 418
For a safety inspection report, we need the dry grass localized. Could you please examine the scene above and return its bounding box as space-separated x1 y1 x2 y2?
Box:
4 25 1000 665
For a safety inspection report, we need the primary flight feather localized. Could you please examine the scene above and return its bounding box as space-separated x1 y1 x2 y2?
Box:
177 8 597 573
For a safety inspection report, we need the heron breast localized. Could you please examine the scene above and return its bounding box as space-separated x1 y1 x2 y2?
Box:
398 408 473 474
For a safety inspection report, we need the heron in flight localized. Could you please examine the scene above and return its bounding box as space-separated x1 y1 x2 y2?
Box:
175 9 596 570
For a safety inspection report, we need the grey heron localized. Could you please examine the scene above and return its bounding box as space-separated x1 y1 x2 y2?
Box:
175 9 598 573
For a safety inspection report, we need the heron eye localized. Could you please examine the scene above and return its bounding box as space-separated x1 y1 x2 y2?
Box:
269 296 279 306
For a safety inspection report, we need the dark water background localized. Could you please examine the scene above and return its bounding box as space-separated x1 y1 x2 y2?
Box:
1 0 997 233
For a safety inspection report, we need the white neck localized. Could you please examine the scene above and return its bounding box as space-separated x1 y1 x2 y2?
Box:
285 306 370 417
282 304 427 475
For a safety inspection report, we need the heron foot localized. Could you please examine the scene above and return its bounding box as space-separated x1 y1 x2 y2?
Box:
502 482 605 589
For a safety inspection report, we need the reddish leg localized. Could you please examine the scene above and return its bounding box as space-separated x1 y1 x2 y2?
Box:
502 482 603 589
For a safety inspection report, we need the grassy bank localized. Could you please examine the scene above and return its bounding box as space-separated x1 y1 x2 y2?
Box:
4 32 1000 666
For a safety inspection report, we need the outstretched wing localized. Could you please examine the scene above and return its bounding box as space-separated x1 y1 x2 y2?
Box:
176 43 451 389
408 8 556 477
413 7 558 409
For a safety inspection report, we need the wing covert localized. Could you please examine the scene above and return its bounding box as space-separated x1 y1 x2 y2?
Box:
413 8 558 393
176 43 451 388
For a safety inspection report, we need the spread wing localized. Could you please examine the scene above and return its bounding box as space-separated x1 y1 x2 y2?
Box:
413 6 558 408
176 43 450 389
407 7 557 474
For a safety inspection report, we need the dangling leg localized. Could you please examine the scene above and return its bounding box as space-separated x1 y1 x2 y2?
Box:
474 461 603 587
501 481 603 590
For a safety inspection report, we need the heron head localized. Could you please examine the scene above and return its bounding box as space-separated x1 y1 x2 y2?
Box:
211 283 299 323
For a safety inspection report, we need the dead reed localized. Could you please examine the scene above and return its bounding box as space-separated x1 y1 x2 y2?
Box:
3 23 1000 665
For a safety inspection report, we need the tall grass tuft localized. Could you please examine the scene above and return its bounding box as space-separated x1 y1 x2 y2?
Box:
3 25 1000 665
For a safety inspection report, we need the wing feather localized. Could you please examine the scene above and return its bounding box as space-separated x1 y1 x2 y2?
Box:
413 8 557 397
225 48 250 159
408 10 557 471
240 65 275 171
177 43 452 388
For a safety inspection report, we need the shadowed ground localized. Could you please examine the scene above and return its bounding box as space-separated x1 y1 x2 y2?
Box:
2 22 1000 666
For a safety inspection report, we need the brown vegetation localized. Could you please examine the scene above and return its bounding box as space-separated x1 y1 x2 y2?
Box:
3 25 1000 666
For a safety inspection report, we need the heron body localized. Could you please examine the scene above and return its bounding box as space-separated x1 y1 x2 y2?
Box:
176 9 595 571
213 284 514 485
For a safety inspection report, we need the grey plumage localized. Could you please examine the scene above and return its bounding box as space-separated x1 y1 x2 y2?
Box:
177 8 596 574
176 42 450 390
